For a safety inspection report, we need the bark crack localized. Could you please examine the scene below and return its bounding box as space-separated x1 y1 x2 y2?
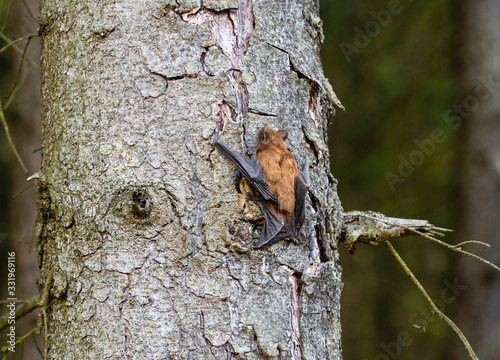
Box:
119 274 133 360
185 0 254 69
185 1 254 123
200 311 213 348
162 72 200 81
290 271 303 360
264 41 289 56
251 325 274 360
137 42 201 85
227 69 248 117
308 80 320 124
302 127 320 160
264 43 324 129
308 192 328 263
315 223 328 263
287 52 344 119
248 107 278 117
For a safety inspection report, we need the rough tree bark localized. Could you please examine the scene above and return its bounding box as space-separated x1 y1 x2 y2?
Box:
37 0 344 359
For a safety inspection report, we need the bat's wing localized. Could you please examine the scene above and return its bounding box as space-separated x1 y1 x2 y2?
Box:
252 200 286 248
293 162 310 234
214 139 278 203
255 169 308 248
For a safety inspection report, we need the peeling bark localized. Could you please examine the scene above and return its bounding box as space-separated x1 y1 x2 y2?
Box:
38 0 343 359
290 272 303 360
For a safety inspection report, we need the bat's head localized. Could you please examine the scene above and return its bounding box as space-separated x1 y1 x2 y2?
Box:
257 128 288 144
257 128 290 155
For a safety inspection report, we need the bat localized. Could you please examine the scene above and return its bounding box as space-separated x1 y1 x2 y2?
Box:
213 128 309 248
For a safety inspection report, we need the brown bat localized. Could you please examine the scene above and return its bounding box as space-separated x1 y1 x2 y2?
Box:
214 128 309 248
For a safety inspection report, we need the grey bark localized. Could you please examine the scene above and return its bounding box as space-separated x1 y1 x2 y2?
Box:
451 0 500 358
37 0 343 359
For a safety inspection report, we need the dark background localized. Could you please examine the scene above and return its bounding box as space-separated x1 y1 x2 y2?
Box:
320 1 499 359
321 1 455 358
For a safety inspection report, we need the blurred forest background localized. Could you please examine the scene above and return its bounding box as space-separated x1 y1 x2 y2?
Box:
1 0 499 359
320 0 500 359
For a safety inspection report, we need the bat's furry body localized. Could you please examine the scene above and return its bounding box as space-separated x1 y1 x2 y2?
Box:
214 128 309 248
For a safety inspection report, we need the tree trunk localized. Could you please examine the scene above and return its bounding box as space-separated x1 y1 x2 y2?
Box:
37 0 343 358
451 0 500 358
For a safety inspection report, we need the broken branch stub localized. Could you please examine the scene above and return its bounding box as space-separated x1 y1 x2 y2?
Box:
341 210 451 253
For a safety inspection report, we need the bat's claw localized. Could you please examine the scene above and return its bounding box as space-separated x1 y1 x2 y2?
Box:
210 131 221 146
246 193 280 210
246 193 263 203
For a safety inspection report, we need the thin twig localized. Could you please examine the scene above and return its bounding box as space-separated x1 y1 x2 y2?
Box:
0 0 16 33
37 269 54 359
0 99 28 174
4 35 32 107
33 328 43 357
0 295 40 333
453 240 490 248
0 33 35 55
12 181 34 200
401 226 500 272
4 67 29 110
22 0 36 21
0 32 39 70
385 241 478 360
0 327 36 353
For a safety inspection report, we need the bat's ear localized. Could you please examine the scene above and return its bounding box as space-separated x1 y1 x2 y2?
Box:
277 130 288 140
258 128 267 142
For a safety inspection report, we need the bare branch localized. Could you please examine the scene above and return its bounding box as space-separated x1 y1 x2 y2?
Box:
0 33 36 55
341 210 451 253
0 327 37 353
0 32 39 70
398 225 500 272
342 210 498 358
385 241 478 360
0 99 28 174
0 295 40 333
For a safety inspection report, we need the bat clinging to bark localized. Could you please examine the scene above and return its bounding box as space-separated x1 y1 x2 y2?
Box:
214 128 309 248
